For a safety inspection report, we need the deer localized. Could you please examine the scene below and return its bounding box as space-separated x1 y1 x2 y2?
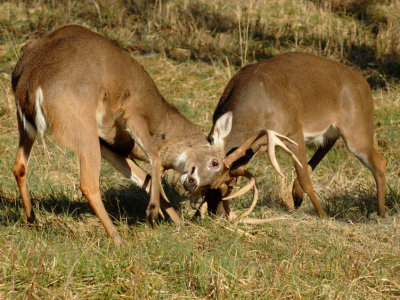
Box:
11 25 246 245
198 52 386 222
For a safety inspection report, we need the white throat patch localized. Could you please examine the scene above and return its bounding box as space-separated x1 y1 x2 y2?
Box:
173 152 187 173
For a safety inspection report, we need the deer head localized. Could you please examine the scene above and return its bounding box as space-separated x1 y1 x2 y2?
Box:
176 112 233 209
187 110 302 217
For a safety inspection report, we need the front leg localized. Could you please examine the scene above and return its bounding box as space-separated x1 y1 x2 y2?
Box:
125 117 163 226
288 130 327 217
292 138 336 208
203 188 226 216
100 145 181 225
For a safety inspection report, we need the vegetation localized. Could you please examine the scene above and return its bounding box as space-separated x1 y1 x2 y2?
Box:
0 0 399 298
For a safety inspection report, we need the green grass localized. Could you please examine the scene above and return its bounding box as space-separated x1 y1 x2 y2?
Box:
0 0 400 298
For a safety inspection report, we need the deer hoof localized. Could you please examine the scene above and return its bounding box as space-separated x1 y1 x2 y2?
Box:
26 210 35 224
293 195 303 209
112 232 123 246
146 207 159 227
292 179 304 209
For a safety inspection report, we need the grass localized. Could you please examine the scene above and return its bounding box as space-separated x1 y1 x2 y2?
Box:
0 0 399 298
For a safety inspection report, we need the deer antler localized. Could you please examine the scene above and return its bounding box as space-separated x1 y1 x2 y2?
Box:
266 130 302 177
222 169 259 223
220 169 288 224
223 129 302 177
200 170 288 225
204 129 302 225
222 175 255 201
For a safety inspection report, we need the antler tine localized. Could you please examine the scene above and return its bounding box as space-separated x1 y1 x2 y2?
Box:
238 216 288 224
218 170 290 225
226 170 259 223
160 182 170 204
266 129 302 178
222 176 255 200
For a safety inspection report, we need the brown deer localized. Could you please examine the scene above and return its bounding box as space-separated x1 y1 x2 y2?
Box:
11 25 242 244
202 52 386 221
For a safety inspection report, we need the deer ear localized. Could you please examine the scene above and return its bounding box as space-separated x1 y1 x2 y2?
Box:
211 112 232 146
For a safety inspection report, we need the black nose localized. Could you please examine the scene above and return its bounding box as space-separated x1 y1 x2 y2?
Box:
184 176 197 191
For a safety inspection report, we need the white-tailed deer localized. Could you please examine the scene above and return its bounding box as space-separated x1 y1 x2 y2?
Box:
11 25 235 244
202 52 386 221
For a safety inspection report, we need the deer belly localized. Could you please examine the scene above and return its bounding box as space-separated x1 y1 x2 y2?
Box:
97 112 136 155
303 125 339 146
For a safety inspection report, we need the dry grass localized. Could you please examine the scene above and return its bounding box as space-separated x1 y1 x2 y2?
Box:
0 0 399 298
1 0 400 85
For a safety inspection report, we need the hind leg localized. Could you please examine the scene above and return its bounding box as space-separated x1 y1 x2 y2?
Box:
13 116 36 223
343 135 386 217
79 140 122 244
292 138 337 208
51 114 122 244
368 148 386 216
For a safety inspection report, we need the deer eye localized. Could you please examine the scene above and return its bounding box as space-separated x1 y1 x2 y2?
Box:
211 159 219 168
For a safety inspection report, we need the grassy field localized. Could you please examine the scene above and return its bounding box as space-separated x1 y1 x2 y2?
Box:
0 0 399 298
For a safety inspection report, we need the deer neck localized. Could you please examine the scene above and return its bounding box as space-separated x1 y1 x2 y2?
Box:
151 105 208 172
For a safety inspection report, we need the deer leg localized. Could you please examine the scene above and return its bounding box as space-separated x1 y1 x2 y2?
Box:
100 145 151 192
204 188 226 216
100 145 181 225
13 117 36 223
342 136 386 217
292 138 337 208
289 132 327 217
125 117 162 226
362 148 386 217
291 165 311 209
79 143 122 245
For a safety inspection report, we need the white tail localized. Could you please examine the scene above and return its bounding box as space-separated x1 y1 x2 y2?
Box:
34 87 46 138
11 25 233 244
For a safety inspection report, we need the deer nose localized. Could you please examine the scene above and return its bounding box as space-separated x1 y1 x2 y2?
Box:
184 176 197 191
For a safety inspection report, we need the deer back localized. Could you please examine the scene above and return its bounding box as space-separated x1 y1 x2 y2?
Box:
211 52 375 154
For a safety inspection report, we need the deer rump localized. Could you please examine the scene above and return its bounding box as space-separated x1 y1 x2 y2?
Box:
202 52 386 223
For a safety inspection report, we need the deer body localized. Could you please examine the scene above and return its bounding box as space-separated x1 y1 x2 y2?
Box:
12 25 232 244
210 52 386 217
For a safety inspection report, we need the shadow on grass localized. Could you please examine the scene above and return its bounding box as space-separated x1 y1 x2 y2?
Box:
0 180 187 227
2 181 397 227
231 183 399 224
102 180 186 225
322 186 400 222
